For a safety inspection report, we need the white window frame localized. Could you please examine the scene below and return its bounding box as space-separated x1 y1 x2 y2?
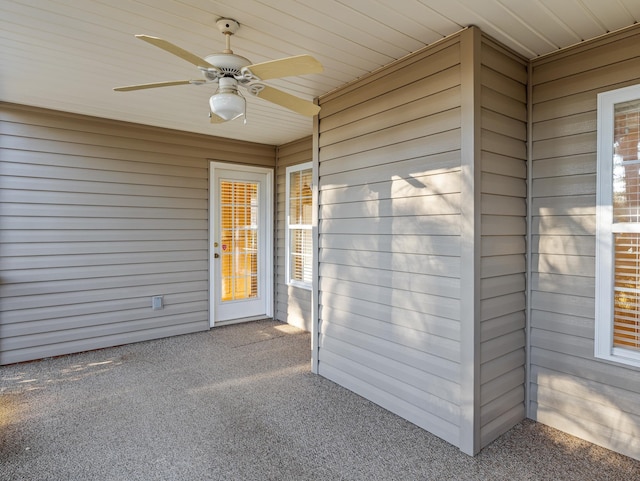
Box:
596 83 640 368
285 162 313 290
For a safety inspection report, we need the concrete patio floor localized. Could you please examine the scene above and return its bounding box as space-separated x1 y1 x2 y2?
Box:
1 319 638 480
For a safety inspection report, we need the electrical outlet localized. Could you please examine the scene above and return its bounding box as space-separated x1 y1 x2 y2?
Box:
151 295 163 310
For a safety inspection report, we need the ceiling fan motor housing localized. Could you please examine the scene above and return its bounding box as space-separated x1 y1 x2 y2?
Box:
204 53 252 79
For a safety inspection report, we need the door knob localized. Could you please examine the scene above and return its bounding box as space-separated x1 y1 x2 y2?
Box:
214 253 220 258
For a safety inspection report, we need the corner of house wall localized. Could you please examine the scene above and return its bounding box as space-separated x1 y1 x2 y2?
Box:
311 109 320 374
458 25 483 456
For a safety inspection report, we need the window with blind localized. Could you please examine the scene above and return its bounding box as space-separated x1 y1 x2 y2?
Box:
596 84 640 368
286 163 313 289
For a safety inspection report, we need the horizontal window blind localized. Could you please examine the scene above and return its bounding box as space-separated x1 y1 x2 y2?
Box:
291 227 312 284
611 99 640 352
614 233 640 350
613 160 640 223
289 169 313 225
287 165 313 286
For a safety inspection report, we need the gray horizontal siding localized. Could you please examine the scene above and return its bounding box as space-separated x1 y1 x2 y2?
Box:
275 136 313 331
317 34 463 448
0 103 275 364
529 24 640 460
478 37 528 448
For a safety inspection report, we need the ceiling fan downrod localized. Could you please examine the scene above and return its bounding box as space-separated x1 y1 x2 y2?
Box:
216 18 240 54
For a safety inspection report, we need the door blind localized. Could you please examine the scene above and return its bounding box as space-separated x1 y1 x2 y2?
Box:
220 180 259 302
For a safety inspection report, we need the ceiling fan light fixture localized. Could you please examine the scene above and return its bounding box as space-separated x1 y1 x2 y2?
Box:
209 77 245 121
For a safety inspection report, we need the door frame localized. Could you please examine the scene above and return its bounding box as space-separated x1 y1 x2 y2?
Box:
209 162 274 327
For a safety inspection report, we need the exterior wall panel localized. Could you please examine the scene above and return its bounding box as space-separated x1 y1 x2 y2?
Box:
317 35 464 447
0 103 275 365
478 37 528 448
529 25 640 461
317 28 529 454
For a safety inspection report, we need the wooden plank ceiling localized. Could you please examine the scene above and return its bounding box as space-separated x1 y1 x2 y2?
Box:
2 0 639 145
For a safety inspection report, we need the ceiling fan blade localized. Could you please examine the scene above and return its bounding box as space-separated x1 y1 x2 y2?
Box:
243 54 322 81
113 80 201 92
249 85 320 117
135 35 215 68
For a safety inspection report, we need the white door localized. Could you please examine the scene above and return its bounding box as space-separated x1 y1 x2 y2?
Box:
210 163 273 326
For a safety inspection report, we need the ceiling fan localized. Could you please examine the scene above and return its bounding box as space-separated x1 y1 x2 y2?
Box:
114 18 322 123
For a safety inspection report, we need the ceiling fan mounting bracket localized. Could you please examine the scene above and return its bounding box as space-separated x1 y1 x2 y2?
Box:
216 18 239 36
198 66 223 80
247 84 266 96
240 67 259 82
